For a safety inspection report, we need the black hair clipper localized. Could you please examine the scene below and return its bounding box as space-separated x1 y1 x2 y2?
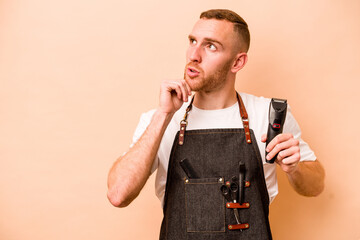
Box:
266 98 287 163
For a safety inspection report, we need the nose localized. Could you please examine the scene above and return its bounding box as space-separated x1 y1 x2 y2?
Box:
188 45 202 63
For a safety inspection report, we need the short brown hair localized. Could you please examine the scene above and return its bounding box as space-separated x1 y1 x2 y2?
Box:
200 9 250 52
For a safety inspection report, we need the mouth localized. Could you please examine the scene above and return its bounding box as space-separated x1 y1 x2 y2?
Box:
186 67 200 78
189 67 199 73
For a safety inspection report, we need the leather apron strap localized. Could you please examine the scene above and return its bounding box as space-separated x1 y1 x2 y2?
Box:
178 92 252 145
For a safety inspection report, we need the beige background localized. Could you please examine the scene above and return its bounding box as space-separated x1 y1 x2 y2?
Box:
1 0 359 239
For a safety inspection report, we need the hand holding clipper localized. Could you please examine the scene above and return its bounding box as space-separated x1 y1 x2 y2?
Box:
266 98 287 163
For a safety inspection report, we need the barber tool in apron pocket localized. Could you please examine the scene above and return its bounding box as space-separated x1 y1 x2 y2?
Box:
159 93 273 240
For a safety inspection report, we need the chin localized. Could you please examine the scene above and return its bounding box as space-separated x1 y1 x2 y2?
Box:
186 81 201 92
185 77 202 92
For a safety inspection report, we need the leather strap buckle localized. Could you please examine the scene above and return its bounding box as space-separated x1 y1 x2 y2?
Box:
179 122 187 145
226 202 250 209
228 223 249 230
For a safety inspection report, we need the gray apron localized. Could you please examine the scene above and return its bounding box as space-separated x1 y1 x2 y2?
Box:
159 93 272 240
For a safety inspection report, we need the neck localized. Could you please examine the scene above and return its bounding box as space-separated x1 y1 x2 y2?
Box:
193 87 237 110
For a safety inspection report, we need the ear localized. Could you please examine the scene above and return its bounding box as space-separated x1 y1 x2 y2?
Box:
231 52 248 73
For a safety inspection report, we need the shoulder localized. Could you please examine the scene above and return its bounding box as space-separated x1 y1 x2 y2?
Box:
131 109 157 144
240 92 271 110
239 93 271 127
139 109 157 122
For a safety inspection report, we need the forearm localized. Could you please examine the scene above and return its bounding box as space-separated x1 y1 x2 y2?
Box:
286 160 325 197
107 110 174 207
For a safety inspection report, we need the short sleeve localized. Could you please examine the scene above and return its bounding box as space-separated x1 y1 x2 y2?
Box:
129 109 159 174
283 105 317 162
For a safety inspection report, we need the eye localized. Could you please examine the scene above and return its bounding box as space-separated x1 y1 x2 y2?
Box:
208 44 217 51
189 39 197 45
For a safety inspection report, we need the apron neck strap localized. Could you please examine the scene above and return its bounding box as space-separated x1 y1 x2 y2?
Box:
236 92 252 144
178 92 252 145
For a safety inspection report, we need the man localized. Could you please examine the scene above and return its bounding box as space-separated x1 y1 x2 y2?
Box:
107 9 325 240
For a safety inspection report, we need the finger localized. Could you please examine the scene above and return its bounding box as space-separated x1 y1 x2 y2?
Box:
265 133 294 153
275 148 299 164
280 147 300 164
266 137 298 161
166 82 183 100
178 80 189 102
182 79 192 95
280 160 299 173
169 81 188 102
261 134 267 143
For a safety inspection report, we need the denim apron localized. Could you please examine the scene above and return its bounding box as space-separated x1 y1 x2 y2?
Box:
159 93 272 240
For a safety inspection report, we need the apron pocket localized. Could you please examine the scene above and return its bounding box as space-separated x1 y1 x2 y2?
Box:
184 177 225 233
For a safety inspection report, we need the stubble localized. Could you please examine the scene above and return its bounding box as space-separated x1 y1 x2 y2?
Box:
184 60 233 93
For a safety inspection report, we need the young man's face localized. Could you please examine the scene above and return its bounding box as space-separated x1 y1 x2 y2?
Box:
184 18 241 92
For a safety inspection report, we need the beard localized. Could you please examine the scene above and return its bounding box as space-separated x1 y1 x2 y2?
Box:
184 60 233 92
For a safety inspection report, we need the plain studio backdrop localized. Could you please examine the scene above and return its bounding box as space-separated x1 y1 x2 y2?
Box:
1 0 359 239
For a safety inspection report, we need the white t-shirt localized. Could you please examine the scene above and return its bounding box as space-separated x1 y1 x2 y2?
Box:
131 92 316 206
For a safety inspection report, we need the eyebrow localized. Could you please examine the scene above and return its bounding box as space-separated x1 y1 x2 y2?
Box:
188 35 224 48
